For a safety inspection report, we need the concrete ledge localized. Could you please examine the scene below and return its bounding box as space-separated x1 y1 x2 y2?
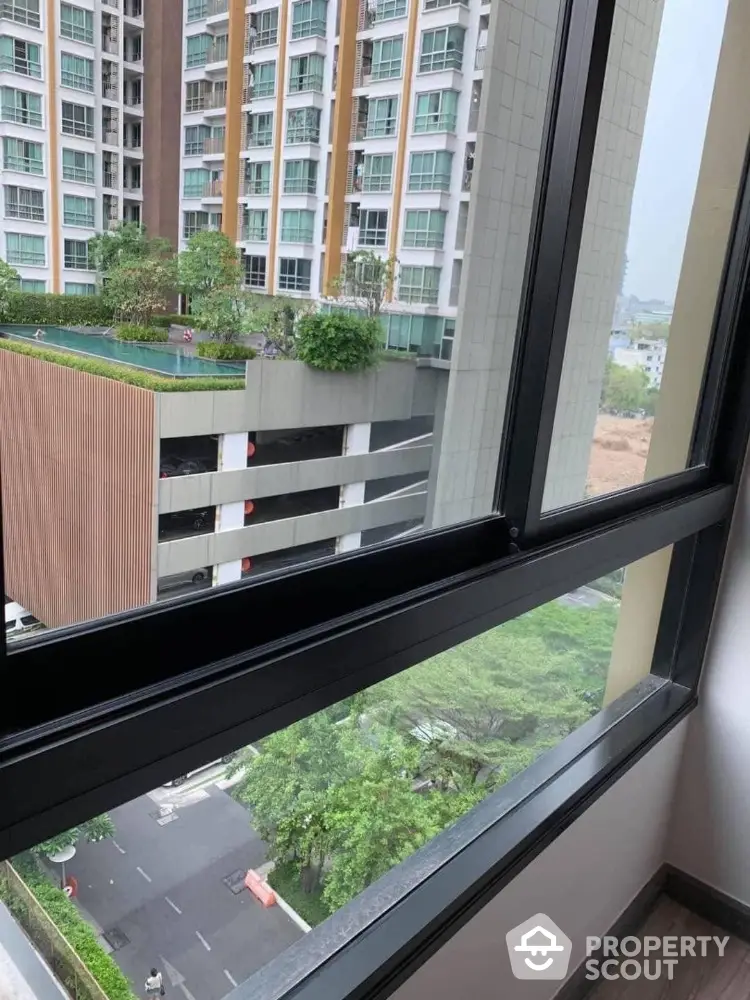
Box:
157 491 426 576
158 445 433 512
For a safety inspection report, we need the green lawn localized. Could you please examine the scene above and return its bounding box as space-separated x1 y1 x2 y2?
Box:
267 861 332 928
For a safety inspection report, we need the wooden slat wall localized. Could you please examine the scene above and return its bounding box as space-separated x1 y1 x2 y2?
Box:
0 352 156 628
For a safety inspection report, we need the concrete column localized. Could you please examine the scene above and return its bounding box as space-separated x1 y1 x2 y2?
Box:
213 432 248 586
336 422 371 553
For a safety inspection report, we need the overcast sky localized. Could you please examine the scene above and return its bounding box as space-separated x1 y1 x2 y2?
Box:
623 0 728 303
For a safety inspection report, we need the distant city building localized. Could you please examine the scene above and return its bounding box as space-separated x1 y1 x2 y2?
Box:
613 338 667 388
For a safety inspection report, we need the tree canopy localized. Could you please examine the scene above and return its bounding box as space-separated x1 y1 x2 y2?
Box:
32 814 116 857
333 251 396 317
88 222 171 277
600 359 656 414
0 257 19 319
104 256 177 326
177 230 242 299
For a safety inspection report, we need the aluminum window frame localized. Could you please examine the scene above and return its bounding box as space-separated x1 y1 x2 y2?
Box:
4 7 750 1000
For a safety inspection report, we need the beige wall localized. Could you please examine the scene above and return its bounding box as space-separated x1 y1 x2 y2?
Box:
393 723 686 1000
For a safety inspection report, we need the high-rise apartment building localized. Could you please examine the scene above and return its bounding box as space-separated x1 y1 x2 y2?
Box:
180 0 486 357
0 0 181 292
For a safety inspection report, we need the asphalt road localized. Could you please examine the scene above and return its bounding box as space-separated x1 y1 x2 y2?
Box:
557 585 611 609
70 778 302 1000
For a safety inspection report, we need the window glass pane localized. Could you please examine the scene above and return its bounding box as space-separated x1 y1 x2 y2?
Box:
3 549 663 990
543 0 739 510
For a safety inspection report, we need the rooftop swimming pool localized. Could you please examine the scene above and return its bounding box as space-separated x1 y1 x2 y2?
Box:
1 326 245 378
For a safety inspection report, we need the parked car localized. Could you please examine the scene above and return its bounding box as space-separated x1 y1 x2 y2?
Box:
5 601 41 638
158 568 212 594
158 509 212 538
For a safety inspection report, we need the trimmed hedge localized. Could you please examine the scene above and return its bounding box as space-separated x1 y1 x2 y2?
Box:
197 340 256 360
150 314 194 328
116 324 169 342
6 854 138 1000
5 292 114 326
0 338 246 392
296 312 381 372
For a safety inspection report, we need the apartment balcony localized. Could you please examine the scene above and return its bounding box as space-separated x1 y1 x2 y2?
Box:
103 171 117 189
202 136 225 156
205 89 228 113
186 95 208 113
103 83 119 101
206 0 228 16
102 34 119 54
474 45 486 70
202 179 223 198
103 129 119 145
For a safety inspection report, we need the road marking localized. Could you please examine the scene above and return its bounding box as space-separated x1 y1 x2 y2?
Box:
224 970 238 988
112 840 126 855
195 931 211 952
165 897 182 915
136 866 152 883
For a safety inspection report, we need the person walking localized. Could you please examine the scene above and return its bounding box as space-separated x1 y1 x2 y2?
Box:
144 967 164 997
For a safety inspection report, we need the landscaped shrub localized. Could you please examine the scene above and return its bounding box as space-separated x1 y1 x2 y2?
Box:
197 340 256 360
116 324 169 342
5 292 114 326
296 312 381 372
150 313 194 328
5 854 138 1000
0 338 246 392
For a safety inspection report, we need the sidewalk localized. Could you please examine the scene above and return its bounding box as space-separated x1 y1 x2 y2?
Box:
0 902 68 1000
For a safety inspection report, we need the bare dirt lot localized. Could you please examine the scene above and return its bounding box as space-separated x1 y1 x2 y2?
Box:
586 413 654 496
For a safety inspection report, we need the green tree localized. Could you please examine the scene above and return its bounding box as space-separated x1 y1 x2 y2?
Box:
104 256 177 326
191 288 259 345
89 222 172 277
333 251 396 317
0 257 20 320
296 312 381 372
253 295 314 356
177 230 242 299
600 359 650 413
32 814 116 857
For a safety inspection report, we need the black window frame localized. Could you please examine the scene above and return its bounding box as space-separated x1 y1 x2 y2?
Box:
3 3 750 1000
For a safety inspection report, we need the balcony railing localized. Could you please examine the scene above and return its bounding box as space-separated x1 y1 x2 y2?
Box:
207 0 228 14
462 168 472 191
103 171 117 188
5 202 44 222
207 39 228 62
207 87 227 108
243 177 270 195
4 154 43 174
203 136 225 154
103 83 119 100
474 45 485 70
124 137 142 150
103 129 119 144
413 111 457 134
1 54 41 78
186 95 207 112
203 179 223 197
102 34 118 53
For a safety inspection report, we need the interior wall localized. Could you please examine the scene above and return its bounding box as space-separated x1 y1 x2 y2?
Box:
392 722 686 1000
666 459 750 903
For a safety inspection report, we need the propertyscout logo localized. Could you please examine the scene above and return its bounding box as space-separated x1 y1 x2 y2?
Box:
505 914 729 982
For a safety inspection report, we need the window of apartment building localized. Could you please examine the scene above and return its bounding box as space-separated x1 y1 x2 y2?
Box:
186 0 207 20
365 95 398 137
4 184 43 221
61 100 93 137
373 0 406 22
288 53 324 94
424 0 467 8
402 209 446 249
245 160 270 195
1 86 41 126
408 149 452 191
63 193 94 228
283 158 317 194
254 7 278 47
290 0 326 40
186 33 210 68
278 256 311 291
208 33 227 62
185 80 207 112
184 123 209 155
248 111 273 146
63 236 88 268
286 106 320 144
62 147 94 184
2 136 43 173
0 36 41 77
0 0 41 27
60 3 93 44
413 89 458 133
183 168 209 198
280 209 315 244
244 254 266 289
6 231 44 266
243 208 268 242
398 264 440 304
371 35 402 80
183 210 209 238
448 258 461 306
60 52 93 90
125 121 142 149
253 60 275 98
16 277 45 291
362 153 393 193
359 209 388 247
64 281 96 295
419 25 464 73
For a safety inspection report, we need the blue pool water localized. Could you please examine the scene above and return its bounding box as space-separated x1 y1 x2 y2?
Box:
2 325 245 378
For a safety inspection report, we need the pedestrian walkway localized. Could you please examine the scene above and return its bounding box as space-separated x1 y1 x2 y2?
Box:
0 902 68 1000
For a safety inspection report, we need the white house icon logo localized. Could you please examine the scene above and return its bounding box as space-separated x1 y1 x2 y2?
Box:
506 914 572 980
